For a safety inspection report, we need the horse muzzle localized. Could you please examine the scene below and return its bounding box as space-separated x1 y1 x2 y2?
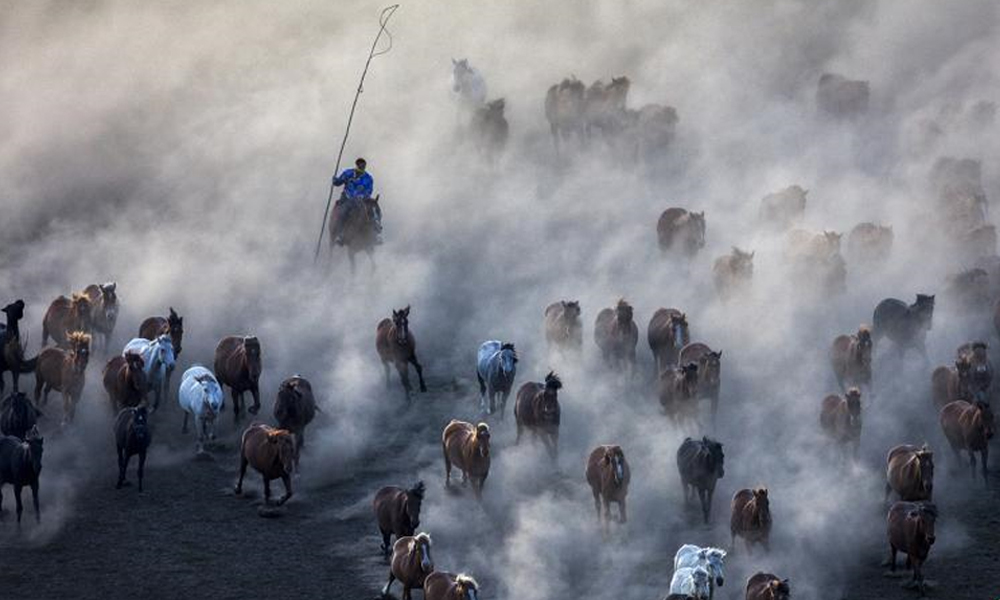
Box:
716 577 724 587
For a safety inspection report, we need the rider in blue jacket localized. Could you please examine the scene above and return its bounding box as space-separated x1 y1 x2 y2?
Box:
331 157 382 245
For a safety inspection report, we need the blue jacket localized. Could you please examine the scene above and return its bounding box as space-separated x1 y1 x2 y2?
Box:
333 168 374 200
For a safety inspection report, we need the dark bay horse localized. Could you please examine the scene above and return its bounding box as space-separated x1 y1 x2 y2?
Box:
214 336 262 422
0 427 43 525
677 436 725 524
83 282 118 351
0 300 36 395
872 294 934 358
376 307 427 401
328 195 380 274
594 299 639 377
42 293 92 348
115 406 151 492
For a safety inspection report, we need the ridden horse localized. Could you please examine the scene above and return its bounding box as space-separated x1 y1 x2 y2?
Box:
476 340 517 418
0 427 43 525
648 308 690 373
373 481 425 558
139 307 183 400
102 353 148 411
42 293 92 348
178 366 224 453
376 307 428 401
585 445 630 534
872 294 935 358
235 424 296 505
115 406 151 492
442 420 491 500
939 399 994 484
830 326 872 393
513 371 562 459
34 331 90 426
274 375 317 460
594 299 639 377
214 336 262 421
677 436 725 524
83 282 118 351
328 195 380 274
123 335 176 412
0 300 36 395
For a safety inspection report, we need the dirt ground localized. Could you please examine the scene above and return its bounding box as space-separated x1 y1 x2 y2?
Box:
0 370 998 600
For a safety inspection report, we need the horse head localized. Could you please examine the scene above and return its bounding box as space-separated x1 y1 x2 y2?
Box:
474 422 491 458
404 480 425 532
768 578 791 600
499 343 518 375
605 445 626 485
705 547 727 587
455 574 479 600
167 307 183 355
392 307 410 345
1 300 25 325
242 337 262 380
614 299 633 326
670 313 689 349
71 294 93 330
845 388 862 429
689 212 707 249
914 294 935 328
99 282 119 322
68 331 91 372
413 532 434 573
155 334 176 371
132 406 150 443
24 426 43 475
733 247 754 274
908 503 937 547
975 400 995 439
703 436 725 478
915 445 934 497
125 353 148 392
691 567 711 598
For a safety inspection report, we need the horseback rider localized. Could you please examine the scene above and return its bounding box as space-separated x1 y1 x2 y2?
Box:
331 157 382 245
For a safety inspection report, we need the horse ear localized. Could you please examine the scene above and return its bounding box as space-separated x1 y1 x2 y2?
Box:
452 58 457 65
404 305 411 315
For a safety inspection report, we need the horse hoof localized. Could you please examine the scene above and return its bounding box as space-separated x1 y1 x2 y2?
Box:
234 487 242 496
420 386 428 393
248 405 260 416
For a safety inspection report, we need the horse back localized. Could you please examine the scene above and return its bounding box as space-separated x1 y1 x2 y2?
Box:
139 316 168 341
873 298 907 334
213 337 245 385
514 382 544 424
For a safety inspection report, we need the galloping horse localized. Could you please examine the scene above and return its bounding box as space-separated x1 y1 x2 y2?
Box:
123 335 176 412
328 195 380 274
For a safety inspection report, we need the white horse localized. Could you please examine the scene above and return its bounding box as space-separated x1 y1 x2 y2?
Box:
674 544 726 598
476 340 517 418
123 335 175 412
451 58 487 119
178 365 223 452
669 566 711 600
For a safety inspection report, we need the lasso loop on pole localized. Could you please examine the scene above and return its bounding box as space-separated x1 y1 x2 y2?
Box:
314 4 400 263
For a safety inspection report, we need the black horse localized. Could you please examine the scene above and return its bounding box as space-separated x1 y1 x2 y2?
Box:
873 294 935 358
0 300 36 394
677 436 725 524
0 392 41 440
115 406 151 492
0 427 43 525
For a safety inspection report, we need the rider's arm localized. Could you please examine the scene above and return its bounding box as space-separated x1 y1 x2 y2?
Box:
361 174 374 198
332 169 352 186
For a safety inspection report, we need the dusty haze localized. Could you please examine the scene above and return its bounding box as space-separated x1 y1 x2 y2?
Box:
1 1 999 598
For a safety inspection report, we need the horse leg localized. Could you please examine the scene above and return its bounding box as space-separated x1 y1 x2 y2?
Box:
14 484 23 525
380 528 392 557
263 478 272 505
619 497 627 523
601 497 611 533
409 355 427 393
443 443 452 487
396 361 412 399
711 393 719 430
231 388 242 423
368 248 376 275
279 474 293 505
500 391 510 421
477 373 487 413
182 411 189 434
137 449 147 493
33 375 43 405
381 572 396 597
235 453 248 495
515 421 523 445
884 544 897 569
249 385 261 415
592 491 601 520
349 250 357 276
969 449 978 481
700 489 710 524
383 361 391 389
981 447 989 486
116 447 127 489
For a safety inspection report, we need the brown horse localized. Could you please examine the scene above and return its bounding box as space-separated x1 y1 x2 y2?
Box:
585 445 630 533
139 307 183 398
758 185 806 230
713 248 754 300
34 331 90 426
659 363 700 428
274 375 316 460
328 195 380 274
678 343 722 426
744 572 790 600
846 222 893 264
830 326 872 392
544 300 582 355
214 336 262 421
648 308 690 373
957 341 992 402
545 77 587 155
375 306 427 400
513 372 562 459
442 420 490 500
817 73 869 116
373 481 425 558
731 487 772 554
657 208 706 257
82 282 118 351
885 501 936 596
42 293 92 348
235 423 296 505
594 299 638 376
102 353 147 411
423 572 479 600
383 532 434 600
930 357 973 409
940 399 994 484
885 444 934 502
819 388 862 460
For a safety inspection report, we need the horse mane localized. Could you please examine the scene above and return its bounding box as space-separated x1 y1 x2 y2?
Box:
543 371 562 391
615 298 630 310
455 574 478 588
915 503 938 519
67 331 91 346
408 480 425 499
413 532 432 545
